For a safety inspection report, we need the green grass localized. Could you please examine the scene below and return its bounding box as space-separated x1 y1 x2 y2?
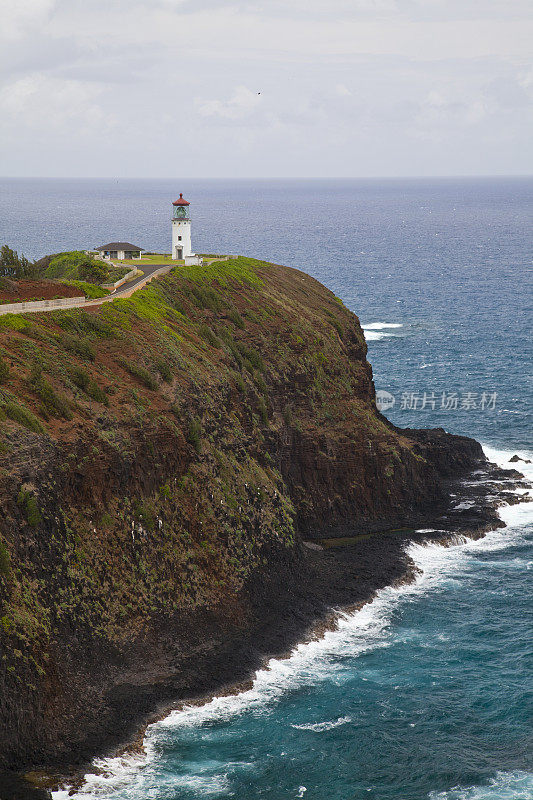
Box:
0 314 32 331
177 256 263 288
118 255 181 266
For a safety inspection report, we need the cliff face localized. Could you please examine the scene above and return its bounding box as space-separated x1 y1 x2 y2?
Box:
0 258 485 771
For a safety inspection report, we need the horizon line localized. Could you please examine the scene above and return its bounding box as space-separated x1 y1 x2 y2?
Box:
1 174 532 182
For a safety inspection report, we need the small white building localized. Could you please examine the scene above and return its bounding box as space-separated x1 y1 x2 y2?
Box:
172 193 200 264
95 242 144 261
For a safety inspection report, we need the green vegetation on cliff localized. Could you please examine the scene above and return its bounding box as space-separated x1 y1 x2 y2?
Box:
0 255 440 769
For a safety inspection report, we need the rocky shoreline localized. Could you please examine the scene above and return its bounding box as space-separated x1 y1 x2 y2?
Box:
3 455 529 800
1 260 530 799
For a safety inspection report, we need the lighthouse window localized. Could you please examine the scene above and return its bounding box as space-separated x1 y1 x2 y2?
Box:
178 236 182 241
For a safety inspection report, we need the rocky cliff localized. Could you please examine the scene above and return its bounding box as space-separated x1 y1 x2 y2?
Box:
0 257 488 775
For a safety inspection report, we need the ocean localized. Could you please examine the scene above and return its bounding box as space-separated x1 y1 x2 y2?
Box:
1 177 531 800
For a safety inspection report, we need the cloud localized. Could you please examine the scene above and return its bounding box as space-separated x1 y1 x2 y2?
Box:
335 83 353 97
0 74 111 133
0 0 531 176
1 0 58 40
195 86 262 120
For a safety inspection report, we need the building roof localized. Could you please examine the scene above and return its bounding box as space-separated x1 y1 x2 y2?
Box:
172 192 190 206
95 242 144 251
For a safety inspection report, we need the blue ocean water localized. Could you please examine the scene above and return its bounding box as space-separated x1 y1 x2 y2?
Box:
0 178 531 800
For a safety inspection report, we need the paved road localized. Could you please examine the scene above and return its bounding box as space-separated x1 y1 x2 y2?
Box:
106 264 170 298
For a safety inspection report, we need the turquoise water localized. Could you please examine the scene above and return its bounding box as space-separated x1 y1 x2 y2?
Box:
51 462 532 800
1 178 531 799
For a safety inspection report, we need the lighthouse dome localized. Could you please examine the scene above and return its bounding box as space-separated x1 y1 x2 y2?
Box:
172 192 190 206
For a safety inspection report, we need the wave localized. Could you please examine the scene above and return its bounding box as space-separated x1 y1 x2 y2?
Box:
482 444 533 529
53 443 532 799
429 770 533 799
362 322 403 342
362 323 404 330
291 715 351 732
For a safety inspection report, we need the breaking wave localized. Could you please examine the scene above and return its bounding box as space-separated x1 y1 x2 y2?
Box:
52 444 532 799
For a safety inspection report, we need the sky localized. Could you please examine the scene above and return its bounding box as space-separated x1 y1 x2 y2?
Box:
0 0 532 178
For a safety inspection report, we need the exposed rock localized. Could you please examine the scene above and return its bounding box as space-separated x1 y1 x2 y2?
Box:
509 454 531 464
0 257 528 778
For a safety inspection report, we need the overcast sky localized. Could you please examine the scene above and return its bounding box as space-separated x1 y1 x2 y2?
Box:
1 0 532 178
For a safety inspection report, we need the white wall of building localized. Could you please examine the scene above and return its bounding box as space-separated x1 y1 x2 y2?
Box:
172 220 192 259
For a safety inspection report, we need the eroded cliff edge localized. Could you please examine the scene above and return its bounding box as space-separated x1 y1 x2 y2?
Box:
0 258 492 773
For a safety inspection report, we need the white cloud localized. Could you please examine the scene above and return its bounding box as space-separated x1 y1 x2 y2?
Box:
1 0 57 40
335 83 352 97
195 86 262 120
0 74 111 132
0 0 531 176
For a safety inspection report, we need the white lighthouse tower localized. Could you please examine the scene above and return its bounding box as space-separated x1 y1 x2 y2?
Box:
171 192 194 261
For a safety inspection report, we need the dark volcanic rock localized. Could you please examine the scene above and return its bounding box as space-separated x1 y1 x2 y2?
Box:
0 257 529 780
0 774 51 800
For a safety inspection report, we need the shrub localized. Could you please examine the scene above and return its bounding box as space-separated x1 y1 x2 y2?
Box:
257 397 268 424
326 311 343 338
65 281 109 299
255 374 267 394
0 356 9 383
0 244 33 278
100 512 113 529
3 401 45 433
187 418 202 453
155 359 172 383
57 310 114 339
159 483 171 499
132 501 155 532
198 324 221 348
236 342 265 372
227 307 245 329
219 330 243 367
44 251 109 283
58 334 95 361
70 366 108 404
185 284 225 312
29 365 72 419
0 539 10 577
120 359 158 391
17 489 42 526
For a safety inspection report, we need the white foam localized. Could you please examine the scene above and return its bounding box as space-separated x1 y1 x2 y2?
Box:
362 322 403 341
429 770 533 799
362 323 404 330
291 715 351 732
482 444 533 528
54 442 532 800
363 330 392 341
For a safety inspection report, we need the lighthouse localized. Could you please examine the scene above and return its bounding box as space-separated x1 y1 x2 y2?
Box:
171 192 193 260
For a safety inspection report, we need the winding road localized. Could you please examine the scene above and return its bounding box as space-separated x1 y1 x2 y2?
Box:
0 264 174 317
0 256 233 317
